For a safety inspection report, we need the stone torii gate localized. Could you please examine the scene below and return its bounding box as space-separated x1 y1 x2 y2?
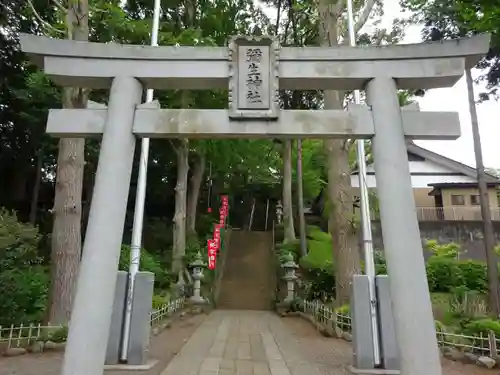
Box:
20 33 490 375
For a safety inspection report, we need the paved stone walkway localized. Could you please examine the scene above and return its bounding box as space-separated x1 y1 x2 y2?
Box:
160 310 326 375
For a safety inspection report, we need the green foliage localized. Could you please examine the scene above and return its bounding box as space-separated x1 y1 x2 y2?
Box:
142 217 173 258
276 240 301 261
49 325 68 343
152 295 167 309
300 240 332 269
494 244 500 257
119 245 170 290
401 0 500 100
426 257 464 293
373 250 387 275
449 287 489 318
435 320 446 332
298 226 335 300
464 319 500 337
0 268 49 325
307 225 332 243
335 304 350 315
422 242 489 294
457 261 488 292
0 209 42 269
426 240 460 259
0 209 49 326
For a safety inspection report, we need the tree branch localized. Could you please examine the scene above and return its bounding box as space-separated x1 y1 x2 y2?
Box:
169 140 180 154
52 0 67 13
333 0 346 18
27 0 65 35
353 0 376 35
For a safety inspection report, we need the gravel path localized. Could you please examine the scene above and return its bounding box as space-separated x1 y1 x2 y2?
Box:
281 315 497 375
0 313 206 375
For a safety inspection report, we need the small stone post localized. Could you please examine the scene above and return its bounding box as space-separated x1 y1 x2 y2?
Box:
189 252 206 304
281 252 298 303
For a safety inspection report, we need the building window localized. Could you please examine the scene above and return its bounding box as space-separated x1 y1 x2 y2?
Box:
451 194 465 206
470 195 480 205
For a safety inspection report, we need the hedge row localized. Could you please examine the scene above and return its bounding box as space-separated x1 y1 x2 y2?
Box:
279 226 493 298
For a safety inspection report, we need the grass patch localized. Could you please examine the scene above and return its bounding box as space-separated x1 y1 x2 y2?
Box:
301 239 333 269
307 225 332 243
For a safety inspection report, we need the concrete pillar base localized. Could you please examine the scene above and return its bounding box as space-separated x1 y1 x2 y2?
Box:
103 359 158 371
348 365 400 375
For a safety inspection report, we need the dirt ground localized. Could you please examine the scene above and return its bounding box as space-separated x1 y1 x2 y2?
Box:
0 313 206 375
281 316 498 375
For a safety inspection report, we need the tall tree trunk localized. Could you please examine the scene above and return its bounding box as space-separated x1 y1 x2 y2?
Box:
49 0 88 325
325 136 360 305
29 153 43 225
466 68 500 317
282 140 295 243
81 168 95 241
187 152 205 234
172 139 189 274
318 1 363 305
297 139 307 256
172 0 195 278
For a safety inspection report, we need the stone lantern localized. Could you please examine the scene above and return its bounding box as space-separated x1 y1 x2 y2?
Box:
189 251 206 304
281 252 298 303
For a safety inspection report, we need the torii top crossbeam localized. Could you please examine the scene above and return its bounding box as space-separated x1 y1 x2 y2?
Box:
19 33 490 90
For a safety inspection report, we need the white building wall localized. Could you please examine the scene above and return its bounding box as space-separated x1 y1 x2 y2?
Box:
351 158 476 188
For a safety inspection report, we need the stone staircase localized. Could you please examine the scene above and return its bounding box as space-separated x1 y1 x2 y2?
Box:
217 230 273 310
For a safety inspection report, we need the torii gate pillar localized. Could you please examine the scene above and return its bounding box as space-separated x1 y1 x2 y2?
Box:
62 76 142 375
367 77 441 374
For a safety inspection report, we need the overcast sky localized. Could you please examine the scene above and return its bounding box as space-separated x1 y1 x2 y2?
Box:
259 0 500 169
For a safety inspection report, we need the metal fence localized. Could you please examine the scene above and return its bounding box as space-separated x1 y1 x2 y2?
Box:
302 299 500 357
0 323 63 349
302 300 352 332
0 297 186 350
149 297 186 327
371 207 500 222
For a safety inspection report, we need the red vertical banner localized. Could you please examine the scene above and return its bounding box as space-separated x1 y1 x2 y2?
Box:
207 239 217 270
220 195 229 226
213 226 221 251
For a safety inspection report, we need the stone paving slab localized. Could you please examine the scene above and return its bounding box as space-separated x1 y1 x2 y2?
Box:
159 310 324 375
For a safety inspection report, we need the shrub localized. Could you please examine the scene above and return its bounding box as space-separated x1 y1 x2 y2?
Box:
425 240 460 259
276 240 301 261
426 256 464 293
306 225 332 243
0 209 48 326
369 250 387 275
0 208 42 269
119 245 170 290
300 239 332 269
300 239 335 300
49 325 68 343
335 304 350 315
457 260 487 293
464 318 500 337
152 294 167 309
0 267 49 325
